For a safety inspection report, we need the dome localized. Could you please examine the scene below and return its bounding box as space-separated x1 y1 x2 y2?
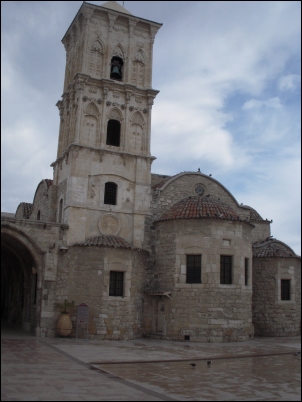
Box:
253 239 298 258
157 195 241 223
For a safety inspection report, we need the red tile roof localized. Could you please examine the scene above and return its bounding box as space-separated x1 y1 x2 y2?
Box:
249 208 264 221
73 234 132 249
156 195 241 222
253 239 298 258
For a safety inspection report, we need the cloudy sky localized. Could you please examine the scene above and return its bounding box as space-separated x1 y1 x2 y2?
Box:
1 1 301 254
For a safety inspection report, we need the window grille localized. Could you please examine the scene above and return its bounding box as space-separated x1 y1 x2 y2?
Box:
186 255 201 283
245 258 249 286
281 279 290 300
104 182 117 205
109 271 124 297
220 255 232 284
106 119 121 147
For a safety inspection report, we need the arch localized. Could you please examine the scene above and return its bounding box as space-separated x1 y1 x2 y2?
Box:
108 108 122 122
28 179 53 220
30 179 53 219
155 172 241 207
131 111 145 127
90 39 104 78
131 51 146 86
133 49 146 64
83 102 99 118
112 44 125 60
83 103 99 146
1 224 45 333
91 39 103 54
15 202 32 219
1 225 45 269
130 112 145 151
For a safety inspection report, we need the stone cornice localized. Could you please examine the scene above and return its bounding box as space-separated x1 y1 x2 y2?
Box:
51 143 156 168
62 2 162 48
1 217 69 231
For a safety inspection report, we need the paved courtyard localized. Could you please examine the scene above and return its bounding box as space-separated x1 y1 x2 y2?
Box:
1 323 301 401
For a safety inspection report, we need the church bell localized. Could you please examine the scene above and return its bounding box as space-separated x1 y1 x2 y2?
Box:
111 65 121 79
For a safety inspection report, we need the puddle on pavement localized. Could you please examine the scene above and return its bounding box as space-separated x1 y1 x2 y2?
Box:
95 354 301 401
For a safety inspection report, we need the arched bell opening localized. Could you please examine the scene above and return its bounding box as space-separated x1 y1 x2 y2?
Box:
1 232 41 335
110 56 123 81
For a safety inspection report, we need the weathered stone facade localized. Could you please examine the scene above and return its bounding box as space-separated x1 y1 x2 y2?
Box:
252 241 301 337
144 218 254 342
1 1 300 342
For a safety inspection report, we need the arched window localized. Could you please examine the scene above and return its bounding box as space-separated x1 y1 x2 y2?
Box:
58 199 63 223
110 56 123 80
37 210 41 220
106 120 121 147
104 182 117 205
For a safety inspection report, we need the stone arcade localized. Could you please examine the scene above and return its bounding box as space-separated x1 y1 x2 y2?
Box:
1 1 301 342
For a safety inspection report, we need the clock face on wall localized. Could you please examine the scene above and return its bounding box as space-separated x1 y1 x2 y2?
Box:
195 184 205 196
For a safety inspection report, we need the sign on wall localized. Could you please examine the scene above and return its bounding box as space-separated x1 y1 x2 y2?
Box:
76 303 89 340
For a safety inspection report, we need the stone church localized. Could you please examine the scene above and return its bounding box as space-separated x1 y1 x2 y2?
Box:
1 1 300 342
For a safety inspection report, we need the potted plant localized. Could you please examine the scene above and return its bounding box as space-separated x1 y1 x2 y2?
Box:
55 299 75 337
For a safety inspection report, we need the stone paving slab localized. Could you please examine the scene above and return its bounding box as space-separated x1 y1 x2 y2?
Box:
93 354 301 401
1 339 169 401
1 332 301 401
44 336 301 365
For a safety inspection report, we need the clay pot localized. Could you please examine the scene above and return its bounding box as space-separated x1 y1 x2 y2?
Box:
56 313 72 336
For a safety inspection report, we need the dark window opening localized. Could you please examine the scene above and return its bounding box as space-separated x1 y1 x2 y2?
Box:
281 279 290 300
37 210 41 220
245 258 249 286
110 56 123 80
109 271 124 296
59 199 63 223
104 182 117 205
186 255 201 284
184 335 190 341
106 119 121 147
220 255 232 284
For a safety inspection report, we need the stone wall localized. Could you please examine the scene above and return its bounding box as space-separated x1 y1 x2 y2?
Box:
28 180 56 222
252 257 301 336
52 245 148 340
15 203 32 219
250 222 271 242
144 218 254 342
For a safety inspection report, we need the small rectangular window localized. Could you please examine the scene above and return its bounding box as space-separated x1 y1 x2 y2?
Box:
104 182 117 205
281 279 290 300
186 255 201 284
109 271 124 296
220 255 232 284
245 258 249 286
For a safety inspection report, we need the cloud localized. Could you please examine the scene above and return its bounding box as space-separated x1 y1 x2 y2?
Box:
242 97 283 110
278 74 301 91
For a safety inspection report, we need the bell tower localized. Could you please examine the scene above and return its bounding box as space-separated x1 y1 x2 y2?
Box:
52 1 162 247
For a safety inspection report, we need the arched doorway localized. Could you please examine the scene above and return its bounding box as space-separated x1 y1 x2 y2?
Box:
1 229 43 335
